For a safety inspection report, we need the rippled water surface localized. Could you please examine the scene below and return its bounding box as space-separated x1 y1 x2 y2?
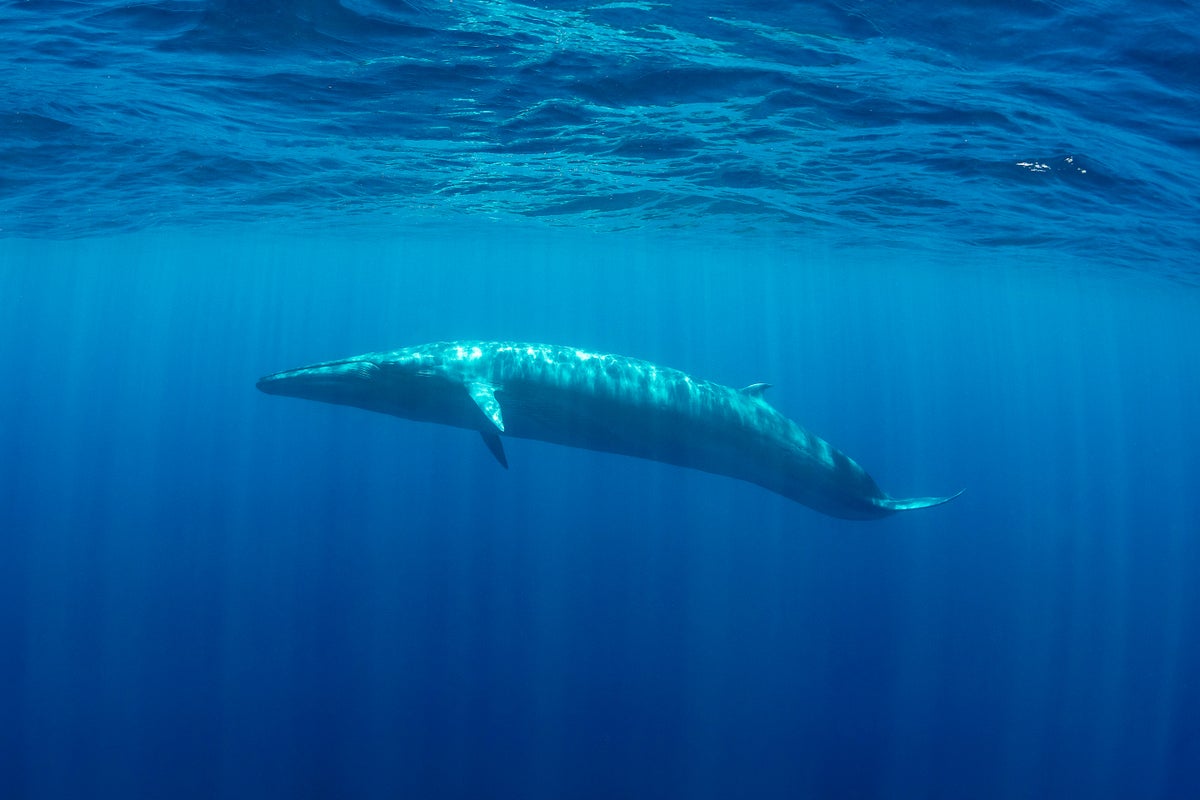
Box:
5 0 1199 279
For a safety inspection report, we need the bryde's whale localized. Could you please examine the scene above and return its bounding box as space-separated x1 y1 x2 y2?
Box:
257 341 961 520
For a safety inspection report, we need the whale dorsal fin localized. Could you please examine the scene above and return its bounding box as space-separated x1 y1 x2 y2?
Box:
480 431 508 468
739 382 772 398
467 381 505 432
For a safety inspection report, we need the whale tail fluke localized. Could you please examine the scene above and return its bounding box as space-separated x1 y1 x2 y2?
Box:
876 488 965 514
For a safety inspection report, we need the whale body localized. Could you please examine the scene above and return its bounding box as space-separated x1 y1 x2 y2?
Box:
257 341 961 520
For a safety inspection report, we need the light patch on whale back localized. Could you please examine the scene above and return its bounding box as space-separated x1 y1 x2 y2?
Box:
815 437 835 468
452 344 485 361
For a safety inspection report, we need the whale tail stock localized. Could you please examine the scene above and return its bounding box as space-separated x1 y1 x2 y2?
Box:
875 488 965 514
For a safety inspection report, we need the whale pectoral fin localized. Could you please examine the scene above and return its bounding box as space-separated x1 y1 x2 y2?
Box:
480 431 508 469
739 382 772 399
467 381 505 432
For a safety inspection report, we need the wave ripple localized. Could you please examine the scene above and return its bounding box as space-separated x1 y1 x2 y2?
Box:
3 0 1198 279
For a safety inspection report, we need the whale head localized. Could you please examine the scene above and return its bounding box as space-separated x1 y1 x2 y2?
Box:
256 349 485 429
256 356 386 408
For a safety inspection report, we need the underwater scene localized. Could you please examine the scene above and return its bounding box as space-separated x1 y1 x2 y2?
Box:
3 1 1199 798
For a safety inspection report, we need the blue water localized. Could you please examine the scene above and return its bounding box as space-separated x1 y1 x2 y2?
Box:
3 2 1200 799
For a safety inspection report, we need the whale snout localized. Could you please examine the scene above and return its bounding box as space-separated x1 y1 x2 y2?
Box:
256 358 381 402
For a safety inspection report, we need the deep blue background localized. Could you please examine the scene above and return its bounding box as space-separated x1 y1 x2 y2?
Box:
2 228 1198 799
5 0 1200 796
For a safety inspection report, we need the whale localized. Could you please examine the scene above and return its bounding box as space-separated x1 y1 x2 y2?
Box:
257 341 961 520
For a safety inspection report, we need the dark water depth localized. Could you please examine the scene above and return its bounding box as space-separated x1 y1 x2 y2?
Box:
2 230 1199 798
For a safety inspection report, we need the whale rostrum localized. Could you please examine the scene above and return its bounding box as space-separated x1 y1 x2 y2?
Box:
257 341 962 520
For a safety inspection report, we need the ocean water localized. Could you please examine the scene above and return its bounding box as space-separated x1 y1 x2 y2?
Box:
3 2 1199 799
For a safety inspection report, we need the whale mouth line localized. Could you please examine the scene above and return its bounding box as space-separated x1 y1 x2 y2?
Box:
256 373 333 394
256 359 380 397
